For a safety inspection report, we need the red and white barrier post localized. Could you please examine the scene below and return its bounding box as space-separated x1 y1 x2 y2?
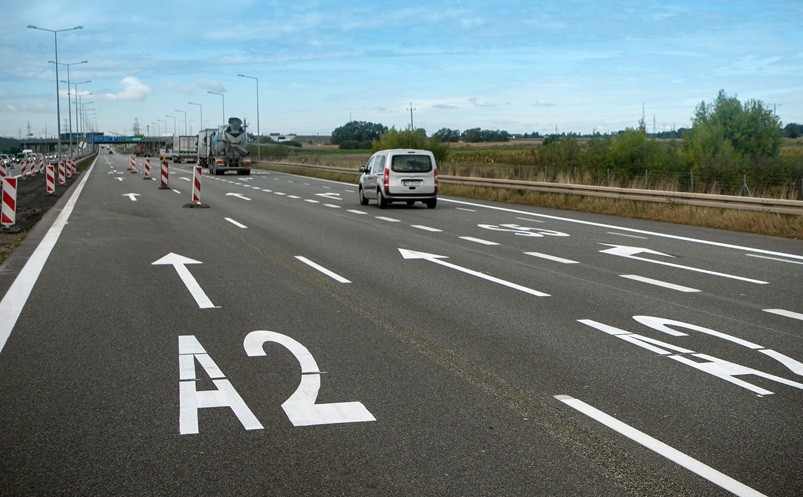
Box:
65 158 73 179
159 160 169 189
20 159 29 179
58 161 66 185
0 159 6 178
143 157 151 180
192 165 202 203
46 163 55 195
70 159 76 175
1 176 19 233
38 155 45 175
130 155 137 174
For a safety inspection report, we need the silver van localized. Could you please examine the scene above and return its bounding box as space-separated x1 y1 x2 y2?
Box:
358 149 438 208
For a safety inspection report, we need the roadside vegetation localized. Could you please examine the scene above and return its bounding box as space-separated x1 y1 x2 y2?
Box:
256 91 802 239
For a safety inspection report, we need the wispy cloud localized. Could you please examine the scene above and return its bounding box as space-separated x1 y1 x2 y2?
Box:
469 98 496 107
196 78 226 93
534 100 557 107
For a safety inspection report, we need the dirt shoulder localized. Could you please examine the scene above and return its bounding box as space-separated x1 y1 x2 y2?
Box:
0 156 95 265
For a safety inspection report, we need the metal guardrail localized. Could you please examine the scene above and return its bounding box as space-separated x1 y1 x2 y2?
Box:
263 161 803 216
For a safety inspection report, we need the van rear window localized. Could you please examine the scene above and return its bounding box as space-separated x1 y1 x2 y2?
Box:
391 155 433 173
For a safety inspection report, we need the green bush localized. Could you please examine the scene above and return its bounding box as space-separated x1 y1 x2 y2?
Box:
371 128 449 162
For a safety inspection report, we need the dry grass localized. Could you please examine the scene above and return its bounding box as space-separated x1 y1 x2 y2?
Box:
256 163 803 239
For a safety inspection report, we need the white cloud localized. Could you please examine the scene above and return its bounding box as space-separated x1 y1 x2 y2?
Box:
196 78 226 93
102 77 152 101
535 100 557 107
469 98 496 107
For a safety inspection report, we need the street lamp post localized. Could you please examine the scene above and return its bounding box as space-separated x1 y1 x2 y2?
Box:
75 89 92 152
188 101 203 132
28 24 83 158
237 73 260 159
165 114 176 136
207 91 225 125
52 59 87 158
174 109 187 135
71 80 90 156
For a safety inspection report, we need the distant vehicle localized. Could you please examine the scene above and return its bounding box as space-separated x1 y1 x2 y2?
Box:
0 154 12 166
172 135 198 163
201 118 251 175
132 143 148 156
358 149 438 208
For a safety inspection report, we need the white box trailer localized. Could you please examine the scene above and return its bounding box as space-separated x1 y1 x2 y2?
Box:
172 135 198 163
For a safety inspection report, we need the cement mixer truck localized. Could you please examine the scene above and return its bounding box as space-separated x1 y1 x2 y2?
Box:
199 117 252 175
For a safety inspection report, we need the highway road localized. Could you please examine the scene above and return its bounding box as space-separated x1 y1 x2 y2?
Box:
0 153 801 496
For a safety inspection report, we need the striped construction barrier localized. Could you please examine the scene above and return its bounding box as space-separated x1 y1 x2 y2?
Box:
38 155 45 174
143 157 151 180
46 163 55 195
58 161 66 185
192 166 202 203
70 159 76 175
1 176 18 232
159 160 169 189
65 158 73 178
20 159 29 179
0 160 6 178
130 155 137 174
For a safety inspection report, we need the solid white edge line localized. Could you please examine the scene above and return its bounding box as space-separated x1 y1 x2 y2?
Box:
554 395 766 497
524 252 579 264
224 217 248 229
0 160 95 355
620 274 700 293
763 308 803 321
295 256 351 283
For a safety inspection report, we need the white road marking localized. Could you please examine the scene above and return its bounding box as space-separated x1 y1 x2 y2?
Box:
524 252 579 264
460 236 499 246
0 159 94 354
607 231 648 239
262 189 272 192
441 198 803 261
516 217 545 223
348 209 367 215
620 274 700 293
288 195 301 199
152 253 218 309
122 193 141 201
172 189 182 194
225 218 248 229
412 225 443 232
746 254 803 265
305 199 320 203
763 308 803 321
295 256 351 283
456 207 476 212
376 216 400 222
274 192 286 196
555 395 766 497
324 204 341 209
400 249 549 297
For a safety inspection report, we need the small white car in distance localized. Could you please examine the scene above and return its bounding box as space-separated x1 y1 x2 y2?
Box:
358 149 438 208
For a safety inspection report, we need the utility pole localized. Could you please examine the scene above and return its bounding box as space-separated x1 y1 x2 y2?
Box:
407 102 416 130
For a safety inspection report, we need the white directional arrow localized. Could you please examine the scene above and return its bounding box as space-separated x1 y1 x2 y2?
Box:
123 193 141 201
152 253 217 309
116 178 124 182
316 192 342 200
399 249 549 297
226 193 251 201
598 244 768 284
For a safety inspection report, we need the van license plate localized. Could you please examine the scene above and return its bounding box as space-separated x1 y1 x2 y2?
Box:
403 179 423 186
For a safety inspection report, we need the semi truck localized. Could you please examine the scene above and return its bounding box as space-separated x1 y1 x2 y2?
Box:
198 117 251 175
172 135 198 163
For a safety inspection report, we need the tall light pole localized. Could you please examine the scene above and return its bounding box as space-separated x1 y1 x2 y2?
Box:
207 91 225 125
174 109 187 135
28 25 83 157
74 87 91 151
52 60 87 157
165 114 176 136
237 73 260 159
188 101 203 131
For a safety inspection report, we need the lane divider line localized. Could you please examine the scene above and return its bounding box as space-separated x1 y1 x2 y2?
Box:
295 256 351 284
554 395 766 497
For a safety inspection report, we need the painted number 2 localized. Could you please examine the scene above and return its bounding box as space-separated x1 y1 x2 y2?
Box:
179 331 375 435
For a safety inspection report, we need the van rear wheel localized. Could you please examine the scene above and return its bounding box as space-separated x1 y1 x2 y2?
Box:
377 190 388 209
359 187 369 205
425 198 437 209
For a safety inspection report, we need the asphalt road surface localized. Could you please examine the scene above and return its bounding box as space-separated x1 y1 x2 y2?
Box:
1 153 801 496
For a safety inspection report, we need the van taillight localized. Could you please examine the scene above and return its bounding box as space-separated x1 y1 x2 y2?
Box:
434 168 439 194
383 167 390 195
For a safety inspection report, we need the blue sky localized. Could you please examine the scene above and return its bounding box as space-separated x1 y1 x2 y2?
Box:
1 0 801 138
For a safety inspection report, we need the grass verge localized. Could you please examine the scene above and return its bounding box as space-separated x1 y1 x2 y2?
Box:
256 162 803 239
